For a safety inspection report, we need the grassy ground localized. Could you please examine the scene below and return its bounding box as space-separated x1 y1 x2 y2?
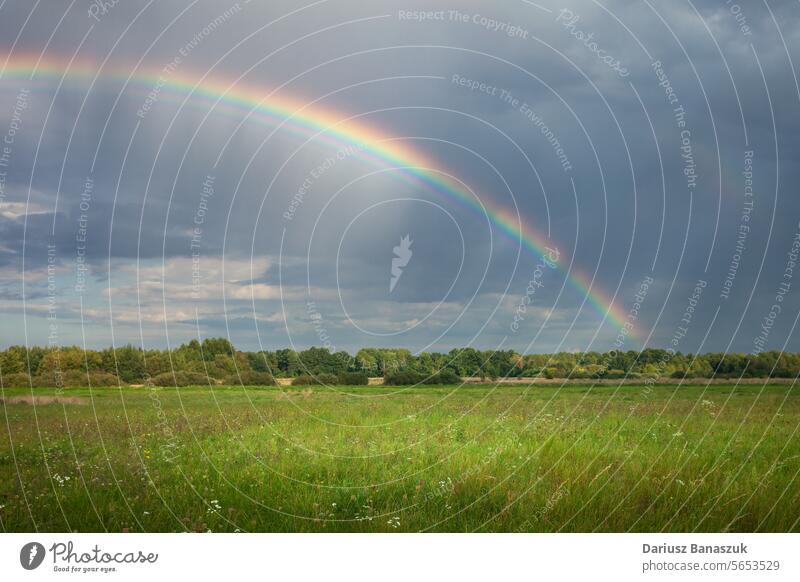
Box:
1 383 798 532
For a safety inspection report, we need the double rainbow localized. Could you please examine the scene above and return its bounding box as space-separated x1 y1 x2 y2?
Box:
0 53 633 335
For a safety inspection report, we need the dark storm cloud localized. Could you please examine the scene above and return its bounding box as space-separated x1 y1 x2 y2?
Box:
0 0 798 352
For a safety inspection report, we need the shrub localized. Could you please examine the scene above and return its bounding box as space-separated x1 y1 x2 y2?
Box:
430 369 462 384
151 371 212 387
337 371 369 385
291 373 338 386
184 360 226 380
32 370 82 387
224 370 277 386
383 370 424 385
2 372 31 388
316 373 338 385
32 369 66 387
30 370 120 387
86 372 120 386
30 375 52 387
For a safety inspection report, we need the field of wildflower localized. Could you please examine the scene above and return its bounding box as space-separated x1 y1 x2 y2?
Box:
1 383 798 532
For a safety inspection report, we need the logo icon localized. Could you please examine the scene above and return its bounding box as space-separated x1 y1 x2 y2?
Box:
389 234 413 293
20 542 45 570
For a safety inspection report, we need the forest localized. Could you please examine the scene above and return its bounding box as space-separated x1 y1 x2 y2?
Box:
1 338 798 387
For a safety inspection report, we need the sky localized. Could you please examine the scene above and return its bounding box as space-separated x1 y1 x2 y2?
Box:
0 0 798 355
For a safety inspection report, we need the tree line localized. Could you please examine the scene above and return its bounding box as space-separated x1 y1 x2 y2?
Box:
0 338 798 387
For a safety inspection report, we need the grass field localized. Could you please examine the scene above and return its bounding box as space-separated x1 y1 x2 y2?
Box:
1 383 799 532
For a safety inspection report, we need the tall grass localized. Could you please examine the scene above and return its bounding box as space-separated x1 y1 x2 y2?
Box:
0 384 798 532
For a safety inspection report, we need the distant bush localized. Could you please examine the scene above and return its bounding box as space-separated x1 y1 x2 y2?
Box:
337 371 369 385
86 372 120 386
383 370 424 385
32 369 69 387
316 373 338 384
2 372 31 388
384 370 462 385
30 375 52 387
291 373 338 386
151 371 212 387
430 369 462 384
30 370 120 387
184 360 226 380
224 370 277 386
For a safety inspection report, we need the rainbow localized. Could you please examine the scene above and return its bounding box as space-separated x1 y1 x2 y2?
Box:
0 53 634 335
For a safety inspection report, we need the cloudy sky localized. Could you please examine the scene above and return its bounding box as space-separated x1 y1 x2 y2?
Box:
0 0 798 355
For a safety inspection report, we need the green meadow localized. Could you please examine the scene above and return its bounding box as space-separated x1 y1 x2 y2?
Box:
1 383 798 532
